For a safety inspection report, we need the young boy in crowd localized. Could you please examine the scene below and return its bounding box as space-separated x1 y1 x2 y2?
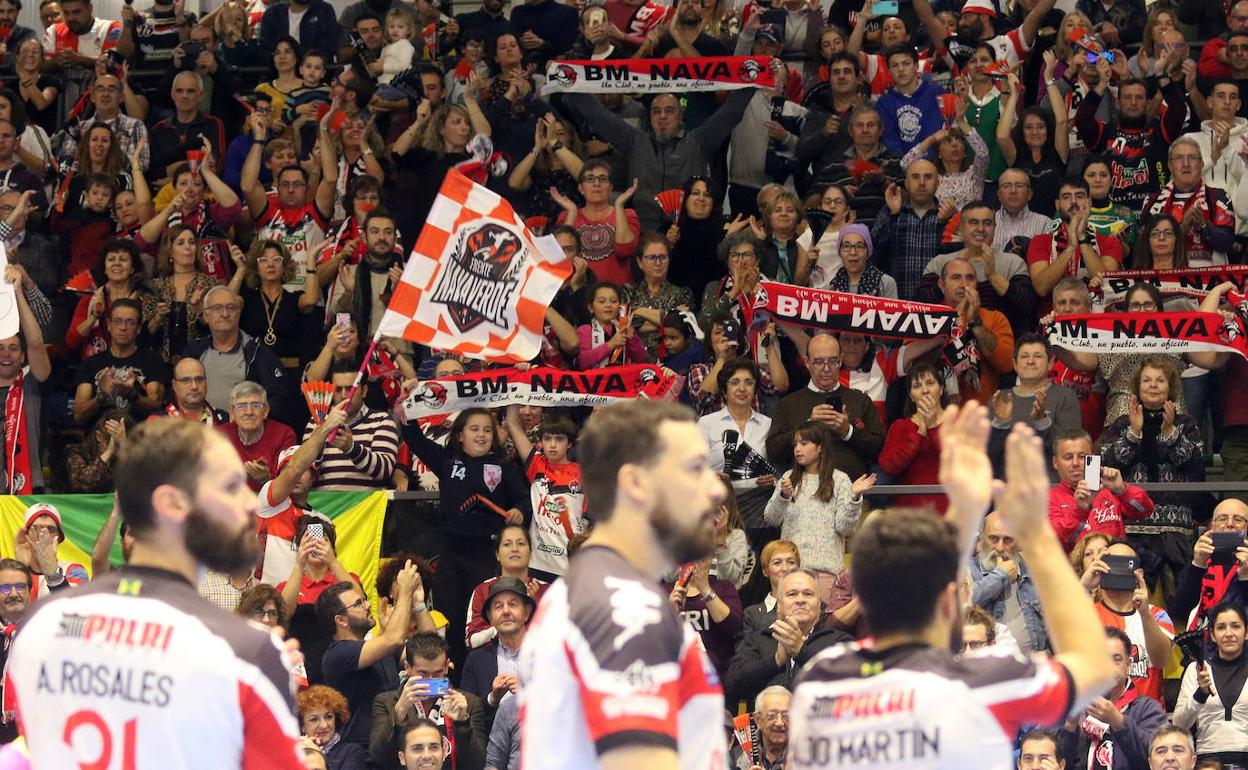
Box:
505 405 587 580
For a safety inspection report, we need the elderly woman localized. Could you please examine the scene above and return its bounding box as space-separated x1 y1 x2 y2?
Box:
826 223 897 298
1098 355 1206 591
623 233 695 357
297 685 368 770
228 239 319 369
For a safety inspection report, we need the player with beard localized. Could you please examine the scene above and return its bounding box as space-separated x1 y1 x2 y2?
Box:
4 418 305 769
519 399 728 770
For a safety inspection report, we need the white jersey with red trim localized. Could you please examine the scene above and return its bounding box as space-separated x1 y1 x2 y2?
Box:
6 565 303 770
255 480 328 584
789 642 1073 770
41 18 122 57
518 545 726 770
257 192 329 294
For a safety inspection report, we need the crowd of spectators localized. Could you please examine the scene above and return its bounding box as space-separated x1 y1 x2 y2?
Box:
6 0 1248 765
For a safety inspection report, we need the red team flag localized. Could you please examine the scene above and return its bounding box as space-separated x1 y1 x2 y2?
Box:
377 170 572 363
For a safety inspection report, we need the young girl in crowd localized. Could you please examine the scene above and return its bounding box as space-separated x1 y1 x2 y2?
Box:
659 310 705 387
375 7 417 85
764 420 875 603
575 281 647 369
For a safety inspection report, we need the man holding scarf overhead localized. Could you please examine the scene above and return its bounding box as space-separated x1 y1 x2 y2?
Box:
0 265 50 494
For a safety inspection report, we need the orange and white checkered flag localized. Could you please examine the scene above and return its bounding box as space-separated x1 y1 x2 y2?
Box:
378 170 572 363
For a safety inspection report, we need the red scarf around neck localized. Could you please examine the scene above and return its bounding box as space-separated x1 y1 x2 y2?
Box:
3 371 31 494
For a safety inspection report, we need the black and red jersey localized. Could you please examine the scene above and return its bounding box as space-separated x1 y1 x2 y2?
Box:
6 565 303 769
518 545 726 770
789 641 1074 770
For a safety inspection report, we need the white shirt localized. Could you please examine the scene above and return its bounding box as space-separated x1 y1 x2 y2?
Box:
698 408 772 491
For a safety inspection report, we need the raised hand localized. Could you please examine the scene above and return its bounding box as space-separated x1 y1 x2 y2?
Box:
991 422 1051 543
938 402 994 546
850 473 877 497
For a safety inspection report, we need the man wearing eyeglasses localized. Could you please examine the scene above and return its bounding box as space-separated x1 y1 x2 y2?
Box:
1194 0 1248 75
183 285 292 427
73 298 168 424
764 332 884 479
56 72 150 172
221 380 297 492
0 558 32 744
1142 138 1236 266
155 357 228 425
738 686 790 770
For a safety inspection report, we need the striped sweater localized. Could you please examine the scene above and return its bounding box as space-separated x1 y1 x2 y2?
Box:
302 406 399 490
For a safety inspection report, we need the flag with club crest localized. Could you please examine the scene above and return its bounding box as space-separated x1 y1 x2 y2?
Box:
377 170 571 362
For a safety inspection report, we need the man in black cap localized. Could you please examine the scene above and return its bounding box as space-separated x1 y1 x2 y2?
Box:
459 576 534 724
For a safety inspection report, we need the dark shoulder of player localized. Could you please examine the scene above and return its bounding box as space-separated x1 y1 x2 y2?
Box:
564 546 685 665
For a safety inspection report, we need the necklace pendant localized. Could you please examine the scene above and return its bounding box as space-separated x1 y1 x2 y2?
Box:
264 330 277 346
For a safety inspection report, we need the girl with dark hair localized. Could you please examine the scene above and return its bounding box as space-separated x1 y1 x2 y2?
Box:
1085 156 1137 249
1131 214 1187 272
764 420 875 602
879 361 949 514
401 405 530 665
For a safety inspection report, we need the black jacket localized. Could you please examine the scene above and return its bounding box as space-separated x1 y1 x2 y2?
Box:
725 617 850 707
369 688 487 770
182 330 291 424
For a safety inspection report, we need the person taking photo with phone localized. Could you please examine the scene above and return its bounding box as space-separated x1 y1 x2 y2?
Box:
1048 427 1154 551
1169 499 1248 631
1093 540 1175 706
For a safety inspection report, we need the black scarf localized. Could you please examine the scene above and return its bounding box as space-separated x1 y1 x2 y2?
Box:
352 252 401 337
1141 407 1163 480
830 263 883 296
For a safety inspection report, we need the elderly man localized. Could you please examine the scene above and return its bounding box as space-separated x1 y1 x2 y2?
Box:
221 380 297 492
1058 626 1166 770
870 159 951 299
562 87 756 230
725 569 850 706
73 298 166 424
0 558 30 742
742 686 791 770
1143 138 1236 266
159 357 227 424
183 285 290 425
993 169 1052 256
970 510 1046 653
303 358 398 491
371 633 486 770
1169 499 1248 630
919 200 1037 336
15 503 88 599
461 576 534 720
56 72 149 171
148 71 226 182
903 257 1016 405
765 333 884 478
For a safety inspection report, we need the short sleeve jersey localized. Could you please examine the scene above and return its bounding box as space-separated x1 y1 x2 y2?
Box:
1095 603 1174 704
256 192 329 294
42 17 122 57
524 450 587 577
788 642 1073 770
6 566 303 770
518 545 726 770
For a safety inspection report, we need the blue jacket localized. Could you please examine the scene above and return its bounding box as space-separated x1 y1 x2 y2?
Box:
259 0 341 58
877 78 944 156
182 330 291 425
968 552 1048 654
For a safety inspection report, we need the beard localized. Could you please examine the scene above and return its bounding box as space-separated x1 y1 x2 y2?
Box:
651 500 717 565
185 507 260 575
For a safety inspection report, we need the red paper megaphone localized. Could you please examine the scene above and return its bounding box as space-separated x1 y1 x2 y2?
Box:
846 158 881 181
654 188 685 221
939 93 960 125
524 215 549 235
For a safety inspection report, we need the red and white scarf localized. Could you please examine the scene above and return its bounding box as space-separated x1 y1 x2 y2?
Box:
3 372 31 494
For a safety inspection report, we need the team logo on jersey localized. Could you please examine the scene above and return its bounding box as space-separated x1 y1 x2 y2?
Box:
483 463 503 492
737 59 763 82
430 222 524 334
604 575 662 649
548 64 578 89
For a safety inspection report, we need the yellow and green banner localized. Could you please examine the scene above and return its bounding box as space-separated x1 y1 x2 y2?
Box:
0 492 388 608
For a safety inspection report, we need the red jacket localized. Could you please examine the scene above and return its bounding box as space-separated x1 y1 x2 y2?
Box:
1049 482 1154 550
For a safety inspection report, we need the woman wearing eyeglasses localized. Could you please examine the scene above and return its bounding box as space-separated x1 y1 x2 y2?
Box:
797 183 854 288
825 224 897 299
229 239 320 369
622 234 695 357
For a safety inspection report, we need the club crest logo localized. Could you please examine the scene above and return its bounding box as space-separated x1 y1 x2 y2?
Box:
548 64 578 89
412 381 448 409
738 59 763 82
430 221 524 333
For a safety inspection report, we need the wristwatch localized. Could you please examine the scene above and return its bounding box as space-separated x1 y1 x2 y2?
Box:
967 317 983 330
703 589 719 603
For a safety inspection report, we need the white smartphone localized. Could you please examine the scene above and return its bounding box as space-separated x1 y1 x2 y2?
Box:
1085 455 1102 492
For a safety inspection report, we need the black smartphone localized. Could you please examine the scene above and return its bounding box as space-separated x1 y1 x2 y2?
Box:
1100 554 1138 591
1211 531 1244 562
825 395 843 412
